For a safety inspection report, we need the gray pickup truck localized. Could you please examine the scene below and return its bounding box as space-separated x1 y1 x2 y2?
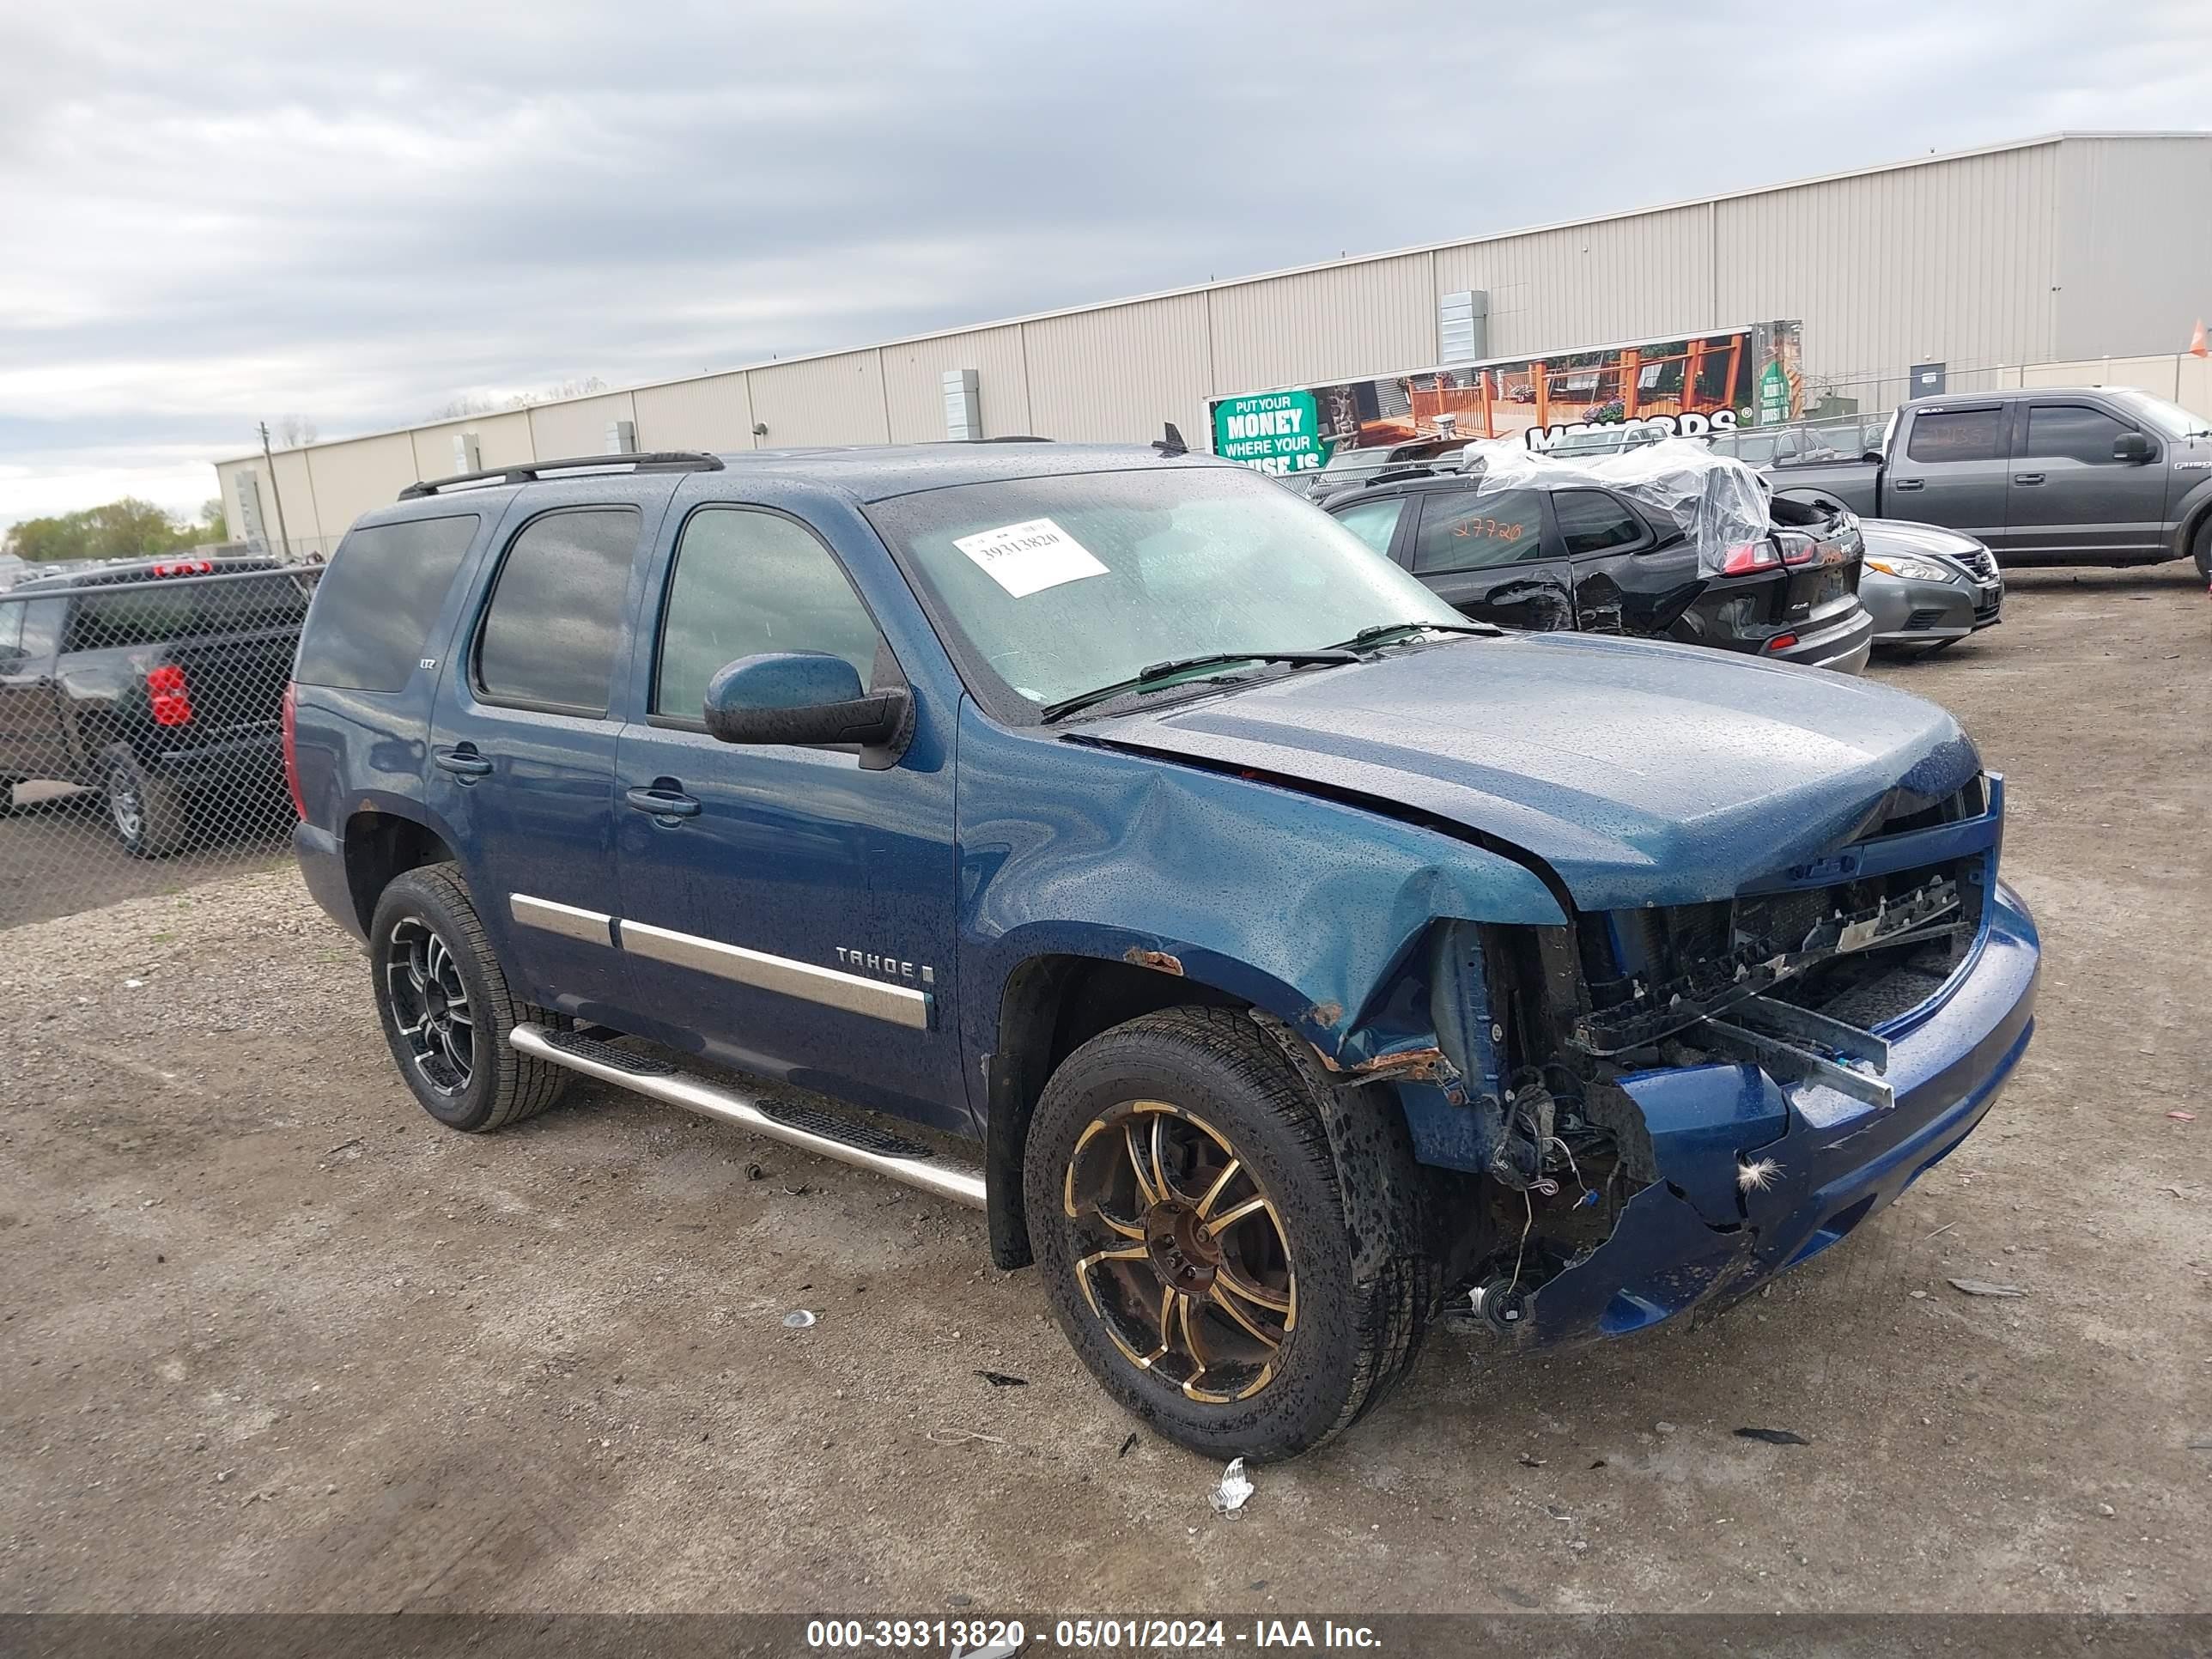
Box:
1777 386 2212 577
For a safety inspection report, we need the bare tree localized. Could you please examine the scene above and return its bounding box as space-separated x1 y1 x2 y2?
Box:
507 375 609 409
276 414 319 448
427 377 610 421
427 393 501 421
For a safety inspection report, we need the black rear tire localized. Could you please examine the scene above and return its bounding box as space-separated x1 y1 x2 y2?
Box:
100 745 188 858
1025 1005 1435 1460
368 863 570 1133
2193 517 2210 584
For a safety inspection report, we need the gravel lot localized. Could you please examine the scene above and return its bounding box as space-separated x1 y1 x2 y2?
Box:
0 781 291 932
1 568 2206 1616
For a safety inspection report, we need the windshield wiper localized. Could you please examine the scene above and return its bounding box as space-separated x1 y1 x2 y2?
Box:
1328 619 1502 652
1037 649 1358 724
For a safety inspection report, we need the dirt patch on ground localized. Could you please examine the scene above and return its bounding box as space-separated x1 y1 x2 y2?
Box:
1 568 2206 1615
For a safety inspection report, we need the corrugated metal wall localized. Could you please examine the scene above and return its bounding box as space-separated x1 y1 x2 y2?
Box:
1207 252 1435 391
748 349 891 447
2054 135 2212 359
633 374 756 453
1715 141 2061 389
881 324 1034 441
410 411 534 478
1024 292 1213 443
215 133 2207 547
526 391 640 459
1436 204 1717 356
216 447 325 556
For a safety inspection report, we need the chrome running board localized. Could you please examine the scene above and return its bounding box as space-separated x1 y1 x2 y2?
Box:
509 1023 987 1208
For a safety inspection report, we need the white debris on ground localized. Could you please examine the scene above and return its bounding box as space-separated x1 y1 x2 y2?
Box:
1209 1455 1253 1517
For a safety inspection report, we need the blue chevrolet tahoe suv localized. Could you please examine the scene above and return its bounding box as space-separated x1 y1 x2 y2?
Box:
287 443 2039 1459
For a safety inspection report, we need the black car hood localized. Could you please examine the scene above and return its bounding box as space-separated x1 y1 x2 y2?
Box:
1088 631 1980 910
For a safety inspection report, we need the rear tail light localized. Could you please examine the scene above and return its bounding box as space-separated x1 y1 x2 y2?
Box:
1721 541 1781 575
1765 633 1800 653
1778 538 1819 568
282 683 306 820
151 558 215 577
145 663 194 726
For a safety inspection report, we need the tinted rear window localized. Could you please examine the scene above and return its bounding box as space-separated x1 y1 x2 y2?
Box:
295 515 480 690
475 507 639 715
1906 409 2002 463
64 571 313 653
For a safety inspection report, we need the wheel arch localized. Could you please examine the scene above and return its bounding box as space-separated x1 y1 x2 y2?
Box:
343 805 459 935
2179 482 2212 573
981 950 1253 1269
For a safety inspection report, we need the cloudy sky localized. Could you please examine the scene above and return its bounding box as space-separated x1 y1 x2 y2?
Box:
3 0 2209 528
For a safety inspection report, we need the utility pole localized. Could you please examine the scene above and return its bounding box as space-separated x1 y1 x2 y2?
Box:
258 421 295 561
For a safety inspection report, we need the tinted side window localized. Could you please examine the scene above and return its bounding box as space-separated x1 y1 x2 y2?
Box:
653 507 882 720
477 507 640 715
65 573 311 653
296 515 479 690
1413 489 1545 574
2022 404 2130 465
1331 496 1405 556
18 599 63 659
1906 409 2002 463
0 599 21 656
1552 489 1645 556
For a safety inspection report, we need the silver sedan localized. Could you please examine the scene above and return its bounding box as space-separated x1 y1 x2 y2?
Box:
1860 519 2003 652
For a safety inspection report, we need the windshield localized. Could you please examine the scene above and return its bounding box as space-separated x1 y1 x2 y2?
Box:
2105 388 2212 440
867 464 1466 717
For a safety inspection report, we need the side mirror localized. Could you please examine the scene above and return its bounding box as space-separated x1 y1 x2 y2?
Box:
2112 431 2153 464
702 652 908 752
1860 449 1885 465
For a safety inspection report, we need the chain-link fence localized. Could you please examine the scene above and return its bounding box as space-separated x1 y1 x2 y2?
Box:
0 558 319 931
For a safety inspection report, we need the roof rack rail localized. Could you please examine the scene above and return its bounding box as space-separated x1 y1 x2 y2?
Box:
1363 463 1446 487
398 451 726 500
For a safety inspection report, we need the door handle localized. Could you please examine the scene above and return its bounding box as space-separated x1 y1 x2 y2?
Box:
2012 472 2045 485
1893 477 1924 491
434 748 492 778
625 786 701 818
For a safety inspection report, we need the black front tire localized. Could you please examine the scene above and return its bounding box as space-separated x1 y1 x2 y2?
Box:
368 863 569 1133
100 745 188 858
1025 1006 1434 1461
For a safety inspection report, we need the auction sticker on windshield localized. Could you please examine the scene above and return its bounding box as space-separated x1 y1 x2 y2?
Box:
953 517 1109 598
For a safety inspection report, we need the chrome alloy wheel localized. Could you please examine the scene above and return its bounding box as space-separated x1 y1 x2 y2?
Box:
107 779 142 843
386 917 474 1096
1061 1100 1297 1403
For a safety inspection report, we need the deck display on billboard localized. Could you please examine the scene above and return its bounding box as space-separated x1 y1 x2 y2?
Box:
1209 324 1807 478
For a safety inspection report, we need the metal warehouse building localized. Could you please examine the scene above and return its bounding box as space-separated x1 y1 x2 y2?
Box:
216 131 2212 556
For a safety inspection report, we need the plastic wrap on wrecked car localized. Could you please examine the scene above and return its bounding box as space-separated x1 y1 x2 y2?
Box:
1459 438 1778 579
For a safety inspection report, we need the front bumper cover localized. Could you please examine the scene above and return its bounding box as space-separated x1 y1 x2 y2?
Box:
1516 879 2039 1343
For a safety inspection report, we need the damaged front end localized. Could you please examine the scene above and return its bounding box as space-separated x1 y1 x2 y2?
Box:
1368 770 2039 1343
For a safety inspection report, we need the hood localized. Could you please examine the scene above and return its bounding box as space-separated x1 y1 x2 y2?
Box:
1088 632 1979 911
1860 518 1988 565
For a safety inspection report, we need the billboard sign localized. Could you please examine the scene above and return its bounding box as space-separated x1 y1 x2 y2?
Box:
1211 388 1328 477
1208 324 1806 473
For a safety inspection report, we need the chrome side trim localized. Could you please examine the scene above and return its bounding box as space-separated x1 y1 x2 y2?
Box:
509 1024 983 1207
510 894 616 945
618 919 931 1030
